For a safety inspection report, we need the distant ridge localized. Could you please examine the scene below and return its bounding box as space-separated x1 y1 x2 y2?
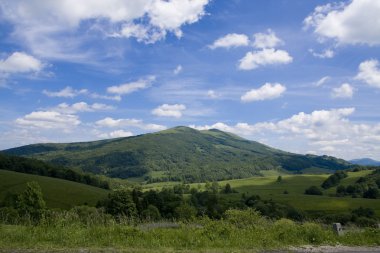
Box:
3 126 353 182
350 158 380 166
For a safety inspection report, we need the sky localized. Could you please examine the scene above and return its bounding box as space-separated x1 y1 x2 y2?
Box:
0 0 380 160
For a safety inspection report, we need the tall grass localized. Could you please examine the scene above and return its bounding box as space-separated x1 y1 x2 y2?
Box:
0 209 379 252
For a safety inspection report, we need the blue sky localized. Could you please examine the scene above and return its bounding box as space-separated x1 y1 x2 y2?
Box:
1 0 380 160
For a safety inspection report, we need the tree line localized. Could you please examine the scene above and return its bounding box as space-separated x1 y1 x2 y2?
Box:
0 153 110 189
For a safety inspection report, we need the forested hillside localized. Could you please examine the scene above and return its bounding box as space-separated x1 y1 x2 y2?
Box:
4 127 353 182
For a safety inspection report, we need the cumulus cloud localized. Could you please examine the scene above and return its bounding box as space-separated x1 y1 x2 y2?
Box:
241 83 286 102
304 0 380 45
252 29 282 49
152 104 186 118
209 33 249 49
331 83 354 98
0 52 44 74
98 130 134 139
238 48 293 70
43 86 88 98
0 0 210 59
309 49 335 59
96 117 166 131
355 59 380 88
15 111 80 130
191 108 380 159
107 76 155 95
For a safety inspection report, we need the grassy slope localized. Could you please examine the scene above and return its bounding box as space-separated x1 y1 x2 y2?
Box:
0 170 109 209
228 170 380 215
3 127 352 181
146 170 380 216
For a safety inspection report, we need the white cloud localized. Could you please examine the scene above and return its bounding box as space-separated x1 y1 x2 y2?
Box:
98 130 134 139
241 83 286 102
15 111 80 130
56 102 114 113
304 0 380 45
209 33 249 49
107 76 155 95
0 52 44 74
89 93 122 102
148 0 209 37
42 86 88 98
252 29 282 49
309 49 335 59
331 83 354 98
355 59 380 88
152 104 186 118
173 65 183 75
238 48 293 70
190 108 380 159
96 117 166 131
315 76 330 87
0 0 210 59
207 90 218 99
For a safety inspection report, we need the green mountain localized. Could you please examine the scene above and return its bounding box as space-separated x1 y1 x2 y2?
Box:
3 126 352 182
350 158 380 166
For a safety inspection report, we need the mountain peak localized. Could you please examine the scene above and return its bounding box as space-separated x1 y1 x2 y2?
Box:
3 126 353 182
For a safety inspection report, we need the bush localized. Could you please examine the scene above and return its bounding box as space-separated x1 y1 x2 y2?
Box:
102 189 137 218
175 203 197 221
321 171 347 189
15 181 46 222
363 188 379 199
304 186 323 195
224 209 267 228
141 205 161 221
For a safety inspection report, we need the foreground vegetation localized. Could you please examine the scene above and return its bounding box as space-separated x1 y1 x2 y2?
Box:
0 209 379 252
0 169 379 252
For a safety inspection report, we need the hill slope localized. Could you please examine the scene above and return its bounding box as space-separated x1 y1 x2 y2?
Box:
0 170 109 209
3 126 352 182
350 158 380 166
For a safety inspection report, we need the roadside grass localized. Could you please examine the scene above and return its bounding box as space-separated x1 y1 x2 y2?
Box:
0 170 109 209
0 213 379 252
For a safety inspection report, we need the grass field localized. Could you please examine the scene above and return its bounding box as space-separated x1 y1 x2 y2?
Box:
0 170 109 209
144 170 380 216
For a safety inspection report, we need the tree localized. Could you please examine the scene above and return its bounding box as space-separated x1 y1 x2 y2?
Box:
222 183 233 194
141 205 161 221
363 188 379 199
211 182 219 194
336 185 346 196
15 181 46 221
104 189 137 217
304 186 323 195
276 176 282 183
174 203 197 221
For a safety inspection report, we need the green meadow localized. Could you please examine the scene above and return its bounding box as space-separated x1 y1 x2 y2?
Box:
0 170 109 209
145 170 380 216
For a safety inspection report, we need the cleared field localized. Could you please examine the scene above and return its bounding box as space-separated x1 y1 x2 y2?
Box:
144 170 380 216
0 170 109 209
223 170 380 215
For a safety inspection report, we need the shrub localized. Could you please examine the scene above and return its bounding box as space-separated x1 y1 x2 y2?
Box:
224 209 267 228
141 205 161 221
304 186 323 195
15 181 46 222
